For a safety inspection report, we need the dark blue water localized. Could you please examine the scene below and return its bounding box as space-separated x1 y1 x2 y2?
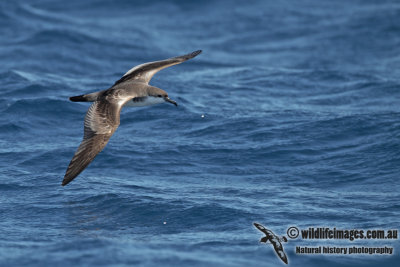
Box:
1 0 399 266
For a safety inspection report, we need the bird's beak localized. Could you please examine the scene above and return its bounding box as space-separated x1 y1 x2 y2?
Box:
165 97 178 106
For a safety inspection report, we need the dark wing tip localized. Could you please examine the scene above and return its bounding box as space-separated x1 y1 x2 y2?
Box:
191 50 202 57
70 95 87 102
179 50 202 61
61 177 71 186
280 253 288 264
254 222 263 228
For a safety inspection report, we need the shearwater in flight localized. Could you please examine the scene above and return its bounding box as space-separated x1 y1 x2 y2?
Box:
62 50 202 186
254 222 289 264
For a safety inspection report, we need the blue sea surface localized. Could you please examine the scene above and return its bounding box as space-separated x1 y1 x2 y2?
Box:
1 0 399 266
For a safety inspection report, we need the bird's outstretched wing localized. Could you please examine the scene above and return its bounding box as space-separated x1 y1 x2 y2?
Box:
271 240 288 264
254 222 274 236
113 50 202 86
254 222 267 233
62 99 122 186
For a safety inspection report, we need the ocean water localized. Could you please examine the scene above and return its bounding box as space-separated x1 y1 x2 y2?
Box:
0 0 399 266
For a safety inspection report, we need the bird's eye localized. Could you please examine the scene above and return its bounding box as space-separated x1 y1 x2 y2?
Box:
157 95 162 97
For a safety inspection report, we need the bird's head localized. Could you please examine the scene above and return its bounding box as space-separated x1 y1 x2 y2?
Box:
260 236 268 243
149 87 177 106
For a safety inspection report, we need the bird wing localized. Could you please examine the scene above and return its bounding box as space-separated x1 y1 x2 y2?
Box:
254 223 274 236
113 50 202 86
62 99 122 186
271 239 289 264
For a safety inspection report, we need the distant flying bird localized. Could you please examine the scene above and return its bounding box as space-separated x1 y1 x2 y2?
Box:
62 50 202 186
254 222 288 264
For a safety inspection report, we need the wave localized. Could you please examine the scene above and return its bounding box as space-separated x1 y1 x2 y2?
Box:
61 192 253 233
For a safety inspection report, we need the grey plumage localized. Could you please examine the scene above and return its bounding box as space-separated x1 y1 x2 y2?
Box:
114 50 202 85
62 50 202 186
